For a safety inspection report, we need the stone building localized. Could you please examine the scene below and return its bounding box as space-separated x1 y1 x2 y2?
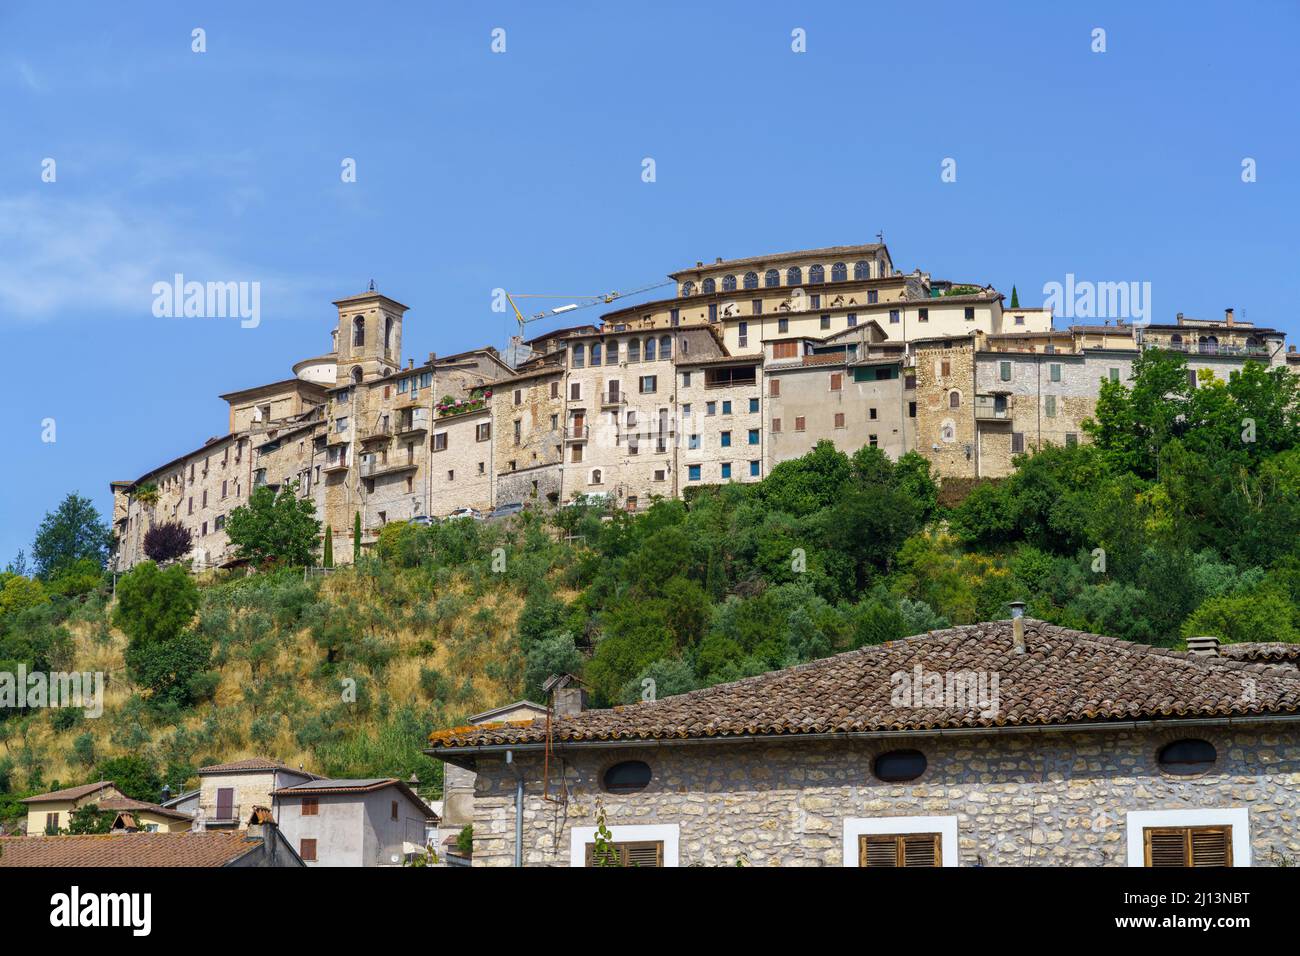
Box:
427 619 1300 867
110 253 1300 569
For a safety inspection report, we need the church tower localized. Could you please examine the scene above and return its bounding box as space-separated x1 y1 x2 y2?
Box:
332 286 409 386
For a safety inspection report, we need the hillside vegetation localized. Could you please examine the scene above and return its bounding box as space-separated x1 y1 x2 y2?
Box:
2 350 1298 823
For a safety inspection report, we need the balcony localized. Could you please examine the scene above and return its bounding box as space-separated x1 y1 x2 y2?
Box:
564 425 590 442
323 457 349 474
361 458 419 478
397 407 431 438
600 392 625 409
360 421 393 444
973 395 1011 423
201 803 242 827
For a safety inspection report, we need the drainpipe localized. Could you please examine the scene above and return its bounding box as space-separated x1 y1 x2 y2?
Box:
505 750 524 867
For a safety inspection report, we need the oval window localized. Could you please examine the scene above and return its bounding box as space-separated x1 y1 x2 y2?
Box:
874 749 927 782
1158 739 1217 775
603 760 652 793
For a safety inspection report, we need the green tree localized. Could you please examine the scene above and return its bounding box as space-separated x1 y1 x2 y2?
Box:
32 493 112 579
66 802 115 834
97 754 162 802
323 526 334 568
225 482 321 567
1009 285 1020 308
112 562 210 706
353 511 362 562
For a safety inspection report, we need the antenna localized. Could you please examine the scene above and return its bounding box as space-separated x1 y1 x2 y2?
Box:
368 279 377 292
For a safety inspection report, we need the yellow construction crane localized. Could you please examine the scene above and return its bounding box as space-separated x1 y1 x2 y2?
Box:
504 280 675 337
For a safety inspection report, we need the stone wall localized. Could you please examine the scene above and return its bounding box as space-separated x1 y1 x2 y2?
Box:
463 725 1300 866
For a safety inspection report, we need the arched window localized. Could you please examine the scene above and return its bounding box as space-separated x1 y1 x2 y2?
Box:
949 390 961 408
874 749 927 782
702 278 716 294
809 264 825 284
1170 333 1183 346
831 262 847 282
764 269 780 288
854 260 871 280
607 340 619 364
722 274 737 292
1158 739 1217 775
350 366 363 384
786 267 802 286
628 338 640 363
645 337 656 361
590 468 603 485
681 281 695 297
1200 335 1219 354
660 335 672 359
591 342 602 366
603 760 652 793
743 271 759 290
352 316 365 347
384 316 394 352
572 343 585 368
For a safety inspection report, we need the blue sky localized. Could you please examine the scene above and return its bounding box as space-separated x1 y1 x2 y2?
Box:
2 1 1298 566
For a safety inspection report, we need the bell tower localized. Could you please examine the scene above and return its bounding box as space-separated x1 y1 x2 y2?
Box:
332 284 409 386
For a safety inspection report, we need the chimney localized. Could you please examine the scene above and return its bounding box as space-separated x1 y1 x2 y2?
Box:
1224 307 1234 327
1009 601 1027 654
696 260 703 267
1289 345 1296 354
554 685 587 717
1176 312 1184 325
715 256 723 264
160 784 171 804
1186 635 1221 657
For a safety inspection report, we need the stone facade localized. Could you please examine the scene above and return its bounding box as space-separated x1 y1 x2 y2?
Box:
462 725 1300 867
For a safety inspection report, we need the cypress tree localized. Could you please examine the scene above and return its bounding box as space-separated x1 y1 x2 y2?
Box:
323 526 333 568
353 512 362 562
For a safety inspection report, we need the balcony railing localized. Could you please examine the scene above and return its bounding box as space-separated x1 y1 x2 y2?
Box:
397 408 431 436
201 803 241 826
973 395 1011 422
361 458 419 478
564 425 590 442
323 458 349 473
600 393 625 408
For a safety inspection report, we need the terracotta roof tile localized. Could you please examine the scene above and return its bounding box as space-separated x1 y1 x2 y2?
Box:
1220 642 1300 662
197 757 317 777
428 621 1300 750
0 832 264 867
20 781 116 804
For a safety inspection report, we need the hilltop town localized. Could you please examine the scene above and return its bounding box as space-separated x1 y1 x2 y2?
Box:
107 242 1300 571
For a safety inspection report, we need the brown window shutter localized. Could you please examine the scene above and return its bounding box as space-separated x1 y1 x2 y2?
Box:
860 833 941 867
584 840 664 867
901 833 941 867
1144 827 1232 867
300 838 317 862
860 835 899 867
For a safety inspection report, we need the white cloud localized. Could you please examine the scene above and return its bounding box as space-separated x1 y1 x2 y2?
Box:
0 194 320 321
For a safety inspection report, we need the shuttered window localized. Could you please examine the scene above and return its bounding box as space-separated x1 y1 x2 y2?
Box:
859 833 941 867
1144 827 1232 867
773 342 798 359
300 838 317 862
584 840 665 867
301 797 318 816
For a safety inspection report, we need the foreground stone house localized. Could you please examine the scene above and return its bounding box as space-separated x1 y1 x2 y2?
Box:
427 619 1300 867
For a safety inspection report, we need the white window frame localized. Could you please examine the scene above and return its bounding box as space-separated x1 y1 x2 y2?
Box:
569 823 680 867
842 815 959 868
1125 808 1250 867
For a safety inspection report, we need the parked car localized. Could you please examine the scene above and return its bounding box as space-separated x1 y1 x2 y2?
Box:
489 501 525 519
445 507 483 521
408 515 436 526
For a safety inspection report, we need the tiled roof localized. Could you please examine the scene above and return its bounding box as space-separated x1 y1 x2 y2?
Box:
669 243 886 278
95 796 194 822
20 781 116 804
1220 642 1300 662
428 620 1300 750
271 778 437 819
197 757 317 777
0 832 264 867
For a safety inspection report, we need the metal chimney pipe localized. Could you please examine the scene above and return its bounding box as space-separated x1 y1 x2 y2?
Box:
1009 601 1027 654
